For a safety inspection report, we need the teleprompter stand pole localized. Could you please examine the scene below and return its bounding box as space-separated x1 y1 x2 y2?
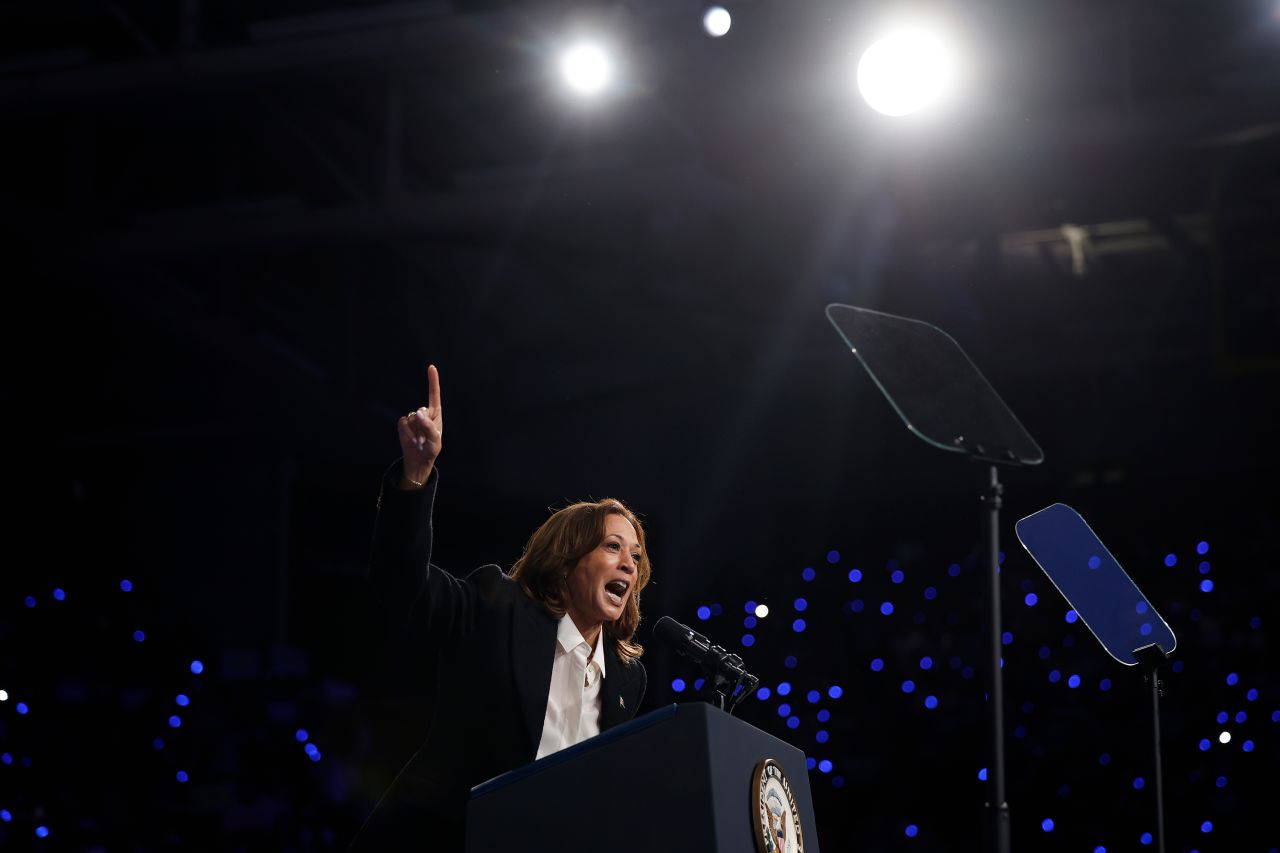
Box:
1134 642 1170 853
980 463 1011 853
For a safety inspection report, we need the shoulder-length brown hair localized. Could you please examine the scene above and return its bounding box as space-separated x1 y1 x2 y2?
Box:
509 498 652 663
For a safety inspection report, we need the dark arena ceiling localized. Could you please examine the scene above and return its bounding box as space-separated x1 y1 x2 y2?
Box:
2 0 1278 850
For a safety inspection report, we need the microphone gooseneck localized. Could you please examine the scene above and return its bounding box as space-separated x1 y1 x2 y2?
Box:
653 616 759 714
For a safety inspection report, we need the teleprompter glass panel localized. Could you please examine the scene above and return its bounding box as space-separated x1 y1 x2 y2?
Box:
825 304 1043 465
1015 503 1176 666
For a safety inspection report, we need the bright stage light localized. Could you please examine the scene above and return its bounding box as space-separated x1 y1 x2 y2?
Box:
856 26 958 117
703 6 732 37
560 43 613 96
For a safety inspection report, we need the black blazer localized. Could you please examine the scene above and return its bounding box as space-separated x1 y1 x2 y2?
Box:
348 464 647 852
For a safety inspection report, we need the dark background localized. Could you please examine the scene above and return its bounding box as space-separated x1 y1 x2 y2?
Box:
2 0 1278 850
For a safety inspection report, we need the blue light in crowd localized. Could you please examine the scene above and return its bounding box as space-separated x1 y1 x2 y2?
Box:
1140 832 1152 845
1041 818 1055 832
1226 672 1239 685
1088 555 1101 570
1002 632 1013 646
1140 623 1153 636
1200 579 1214 593
1164 554 1177 567
1133 776 1145 790
1171 660 1184 672
806 757 816 769
802 567 816 582
0 809 10 822
1068 675 1081 689
1024 593 1038 606
923 586 937 600
817 709 830 722
1199 562 1211 575
828 685 843 699
744 616 757 629
1136 601 1148 614
696 606 711 620
741 634 756 647
924 695 938 709
816 730 829 743
818 759 832 773
304 743 319 757
901 680 916 693
190 660 204 674
777 704 791 717
133 630 145 642
978 767 988 781
176 694 190 707
309 750 322 762
1 753 10 764
1236 711 1247 723
891 570 904 584
794 598 808 612
744 601 757 614
1197 541 1209 555
961 666 975 679
826 550 840 564
834 776 846 789
1098 753 1111 765
1247 688 1258 701
1065 610 1079 624
920 656 933 670
671 679 686 692
24 596 36 608
1200 821 1213 833
1216 776 1227 788
791 619 805 633
905 824 918 837
1273 710 1280 722
778 682 792 696
757 687 772 700
1099 679 1112 692
153 738 165 750
52 588 66 601
870 658 884 672
1242 740 1255 752
35 826 49 838
880 602 894 616
1038 646 1051 660
807 690 820 704
1048 670 1061 684
848 569 863 583
784 655 798 669
295 729 309 742
120 579 133 592
1198 739 1211 751
16 703 29 715
948 563 961 576
1094 847 1106 853
168 715 182 728
176 770 189 783
786 716 800 729
1014 725 1027 738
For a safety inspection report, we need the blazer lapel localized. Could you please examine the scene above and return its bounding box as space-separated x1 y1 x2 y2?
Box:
511 597 557 753
600 643 636 731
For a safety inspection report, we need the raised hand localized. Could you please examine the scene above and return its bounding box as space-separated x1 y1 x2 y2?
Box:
397 364 443 489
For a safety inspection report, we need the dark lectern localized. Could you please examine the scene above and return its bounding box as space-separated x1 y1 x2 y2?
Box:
466 702 820 853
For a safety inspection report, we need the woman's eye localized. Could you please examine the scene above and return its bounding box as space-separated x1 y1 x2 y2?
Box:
606 542 620 551
632 555 642 563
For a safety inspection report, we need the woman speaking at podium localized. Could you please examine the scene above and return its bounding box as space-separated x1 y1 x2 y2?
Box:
348 365 652 852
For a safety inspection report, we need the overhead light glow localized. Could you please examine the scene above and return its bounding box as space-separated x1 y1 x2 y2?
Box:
703 6 732 37
856 26 959 117
754 603 770 618
560 43 614 96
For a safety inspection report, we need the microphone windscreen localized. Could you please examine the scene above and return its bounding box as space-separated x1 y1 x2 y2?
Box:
653 615 688 646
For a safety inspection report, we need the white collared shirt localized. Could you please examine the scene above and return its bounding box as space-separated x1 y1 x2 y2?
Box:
535 614 606 759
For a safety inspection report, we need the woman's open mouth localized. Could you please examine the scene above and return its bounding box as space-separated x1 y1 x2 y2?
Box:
604 579 630 607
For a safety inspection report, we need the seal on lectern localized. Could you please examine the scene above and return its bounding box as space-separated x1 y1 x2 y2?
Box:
750 758 804 853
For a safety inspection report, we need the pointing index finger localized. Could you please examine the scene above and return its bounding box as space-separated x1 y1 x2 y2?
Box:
427 364 442 413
